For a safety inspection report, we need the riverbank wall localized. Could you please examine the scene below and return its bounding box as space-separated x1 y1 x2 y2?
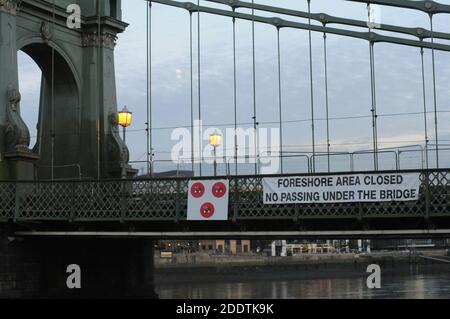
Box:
154 250 450 284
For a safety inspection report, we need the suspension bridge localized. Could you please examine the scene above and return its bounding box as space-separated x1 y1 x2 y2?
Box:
0 0 449 234
0 0 450 298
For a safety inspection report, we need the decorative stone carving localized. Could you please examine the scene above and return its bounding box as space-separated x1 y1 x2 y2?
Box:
4 87 31 153
82 32 117 49
0 0 19 15
40 21 52 43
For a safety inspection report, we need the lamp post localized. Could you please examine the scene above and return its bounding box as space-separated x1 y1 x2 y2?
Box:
118 106 132 143
118 106 132 179
209 131 222 177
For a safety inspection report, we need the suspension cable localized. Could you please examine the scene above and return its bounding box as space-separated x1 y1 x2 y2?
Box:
153 0 450 52
277 27 283 174
251 0 258 175
197 0 202 176
429 14 439 168
323 26 331 173
420 43 429 170
147 0 153 176
368 4 379 171
232 8 238 176
307 0 316 173
202 0 450 42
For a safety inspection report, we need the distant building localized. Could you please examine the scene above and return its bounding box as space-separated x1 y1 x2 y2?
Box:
157 240 195 253
198 240 251 254
371 239 448 250
271 240 287 256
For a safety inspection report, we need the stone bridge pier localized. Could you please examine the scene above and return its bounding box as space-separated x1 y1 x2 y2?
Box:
0 0 152 298
0 224 157 298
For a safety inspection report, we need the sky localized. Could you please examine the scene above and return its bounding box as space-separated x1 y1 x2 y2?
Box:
17 0 450 175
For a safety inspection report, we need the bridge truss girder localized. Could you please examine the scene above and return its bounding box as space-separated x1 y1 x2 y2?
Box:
2 169 450 237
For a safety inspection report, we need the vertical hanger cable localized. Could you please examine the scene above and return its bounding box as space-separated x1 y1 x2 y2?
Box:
147 1 153 176
307 0 316 173
189 11 195 174
251 0 258 175
197 0 202 176
368 5 379 171
277 27 283 174
51 0 55 180
430 14 439 168
369 42 379 171
420 44 429 170
323 28 331 173
232 8 238 176
96 0 101 179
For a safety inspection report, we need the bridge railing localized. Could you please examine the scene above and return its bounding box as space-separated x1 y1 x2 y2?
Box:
129 146 450 177
1 169 450 222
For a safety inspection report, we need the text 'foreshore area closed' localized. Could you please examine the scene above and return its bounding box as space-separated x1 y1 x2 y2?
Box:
263 173 421 204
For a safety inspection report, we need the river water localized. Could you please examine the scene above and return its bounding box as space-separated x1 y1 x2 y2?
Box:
156 266 450 299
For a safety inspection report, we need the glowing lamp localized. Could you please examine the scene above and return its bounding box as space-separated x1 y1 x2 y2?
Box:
209 131 222 148
118 106 132 128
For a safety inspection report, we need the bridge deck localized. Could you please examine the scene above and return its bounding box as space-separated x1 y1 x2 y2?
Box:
1 169 450 234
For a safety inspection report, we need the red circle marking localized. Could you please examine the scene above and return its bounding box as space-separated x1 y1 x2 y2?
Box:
191 182 205 198
200 202 215 219
212 182 227 198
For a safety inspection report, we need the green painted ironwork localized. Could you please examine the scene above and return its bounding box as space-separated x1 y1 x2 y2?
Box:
0 169 449 222
345 0 450 15
206 0 450 40
151 0 450 52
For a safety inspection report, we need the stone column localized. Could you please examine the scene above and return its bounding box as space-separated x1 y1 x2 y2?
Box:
0 0 38 180
80 24 136 179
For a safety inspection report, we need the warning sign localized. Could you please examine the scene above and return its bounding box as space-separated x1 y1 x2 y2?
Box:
263 173 421 205
187 180 229 221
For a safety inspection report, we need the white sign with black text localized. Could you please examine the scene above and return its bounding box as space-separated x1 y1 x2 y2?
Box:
263 173 421 204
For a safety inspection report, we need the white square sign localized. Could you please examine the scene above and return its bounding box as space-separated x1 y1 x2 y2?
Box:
187 180 229 221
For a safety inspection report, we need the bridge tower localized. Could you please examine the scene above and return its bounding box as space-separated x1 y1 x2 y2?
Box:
0 0 155 299
0 0 135 180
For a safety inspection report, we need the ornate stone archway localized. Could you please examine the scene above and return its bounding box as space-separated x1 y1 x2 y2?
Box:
0 0 134 180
